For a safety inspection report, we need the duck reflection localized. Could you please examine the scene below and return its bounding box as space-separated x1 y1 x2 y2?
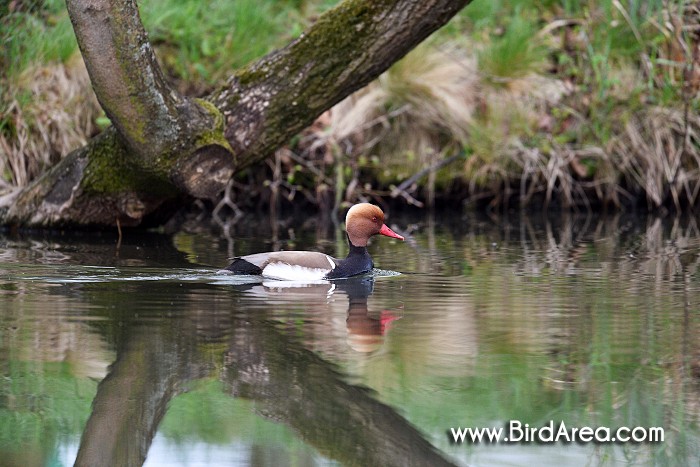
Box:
73 277 450 467
239 277 400 353
347 297 400 353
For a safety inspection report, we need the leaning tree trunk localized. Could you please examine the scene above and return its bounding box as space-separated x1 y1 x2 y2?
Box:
0 0 471 228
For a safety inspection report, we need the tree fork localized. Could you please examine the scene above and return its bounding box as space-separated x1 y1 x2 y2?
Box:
64 0 236 203
1 0 470 228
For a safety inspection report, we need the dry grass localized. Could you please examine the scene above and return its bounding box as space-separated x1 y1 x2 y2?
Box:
295 38 573 208
0 55 100 193
470 103 700 211
613 106 700 209
324 43 478 172
283 42 484 210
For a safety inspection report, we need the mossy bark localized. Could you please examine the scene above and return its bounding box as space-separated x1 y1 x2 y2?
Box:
212 0 471 167
0 0 470 228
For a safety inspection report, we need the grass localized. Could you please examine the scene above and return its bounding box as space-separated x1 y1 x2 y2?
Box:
139 0 297 93
268 0 700 212
0 0 80 189
287 41 479 209
0 0 77 81
477 12 548 85
2 0 700 213
0 56 101 189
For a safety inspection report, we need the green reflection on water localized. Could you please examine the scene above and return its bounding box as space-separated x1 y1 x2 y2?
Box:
0 361 95 451
0 213 699 466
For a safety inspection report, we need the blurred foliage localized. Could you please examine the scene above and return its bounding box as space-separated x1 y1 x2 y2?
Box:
140 0 297 92
0 361 96 461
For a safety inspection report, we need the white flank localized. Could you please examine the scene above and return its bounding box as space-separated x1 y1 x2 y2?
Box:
261 280 331 288
262 263 330 281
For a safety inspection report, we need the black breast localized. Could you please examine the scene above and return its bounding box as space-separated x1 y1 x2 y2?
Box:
325 245 373 279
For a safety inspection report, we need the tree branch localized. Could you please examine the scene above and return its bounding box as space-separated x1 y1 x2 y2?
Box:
66 0 235 190
66 0 184 157
1 0 470 228
212 0 471 167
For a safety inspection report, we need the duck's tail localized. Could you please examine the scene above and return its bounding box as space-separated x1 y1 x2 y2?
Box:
218 257 263 275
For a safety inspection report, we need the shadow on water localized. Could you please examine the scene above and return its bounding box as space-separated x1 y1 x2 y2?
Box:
0 229 191 267
1 211 700 466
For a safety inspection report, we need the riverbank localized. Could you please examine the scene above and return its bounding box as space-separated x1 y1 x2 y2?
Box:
2 0 699 215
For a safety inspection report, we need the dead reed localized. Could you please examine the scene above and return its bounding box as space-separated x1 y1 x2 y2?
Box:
0 56 101 194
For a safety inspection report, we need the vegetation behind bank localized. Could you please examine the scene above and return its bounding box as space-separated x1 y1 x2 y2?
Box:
2 0 699 216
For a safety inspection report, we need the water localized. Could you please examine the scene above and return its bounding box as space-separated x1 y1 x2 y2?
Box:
1 212 699 466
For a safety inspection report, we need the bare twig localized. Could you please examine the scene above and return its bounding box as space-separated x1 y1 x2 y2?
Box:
213 179 243 222
391 151 467 197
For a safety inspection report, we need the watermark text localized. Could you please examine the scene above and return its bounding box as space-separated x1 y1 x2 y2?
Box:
449 421 664 444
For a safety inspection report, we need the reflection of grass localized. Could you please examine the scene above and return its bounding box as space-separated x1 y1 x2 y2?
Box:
160 379 258 443
0 361 96 457
366 287 698 464
342 217 700 465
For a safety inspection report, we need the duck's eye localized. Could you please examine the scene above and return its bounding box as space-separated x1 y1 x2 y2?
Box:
372 216 378 222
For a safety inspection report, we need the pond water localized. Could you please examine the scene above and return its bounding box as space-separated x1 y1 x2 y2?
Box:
1 210 699 466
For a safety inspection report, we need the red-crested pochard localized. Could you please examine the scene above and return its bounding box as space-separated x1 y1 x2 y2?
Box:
221 203 404 280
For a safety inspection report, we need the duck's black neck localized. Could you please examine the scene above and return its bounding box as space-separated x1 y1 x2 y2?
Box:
324 235 373 279
346 235 368 257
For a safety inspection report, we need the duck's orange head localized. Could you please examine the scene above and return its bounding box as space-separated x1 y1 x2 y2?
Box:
345 203 404 247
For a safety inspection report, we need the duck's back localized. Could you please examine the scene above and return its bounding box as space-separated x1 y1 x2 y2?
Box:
223 251 339 280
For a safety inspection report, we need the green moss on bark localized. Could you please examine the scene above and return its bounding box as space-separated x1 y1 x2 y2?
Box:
192 98 235 157
81 100 232 198
235 65 271 88
80 128 176 197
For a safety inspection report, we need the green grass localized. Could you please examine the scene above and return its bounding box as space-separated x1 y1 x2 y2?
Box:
0 0 77 81
477 12 548 84
140 0 298 90
1 0 319 89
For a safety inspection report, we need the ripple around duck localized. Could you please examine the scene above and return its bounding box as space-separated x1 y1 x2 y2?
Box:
368 268 402 278
6 262 404 286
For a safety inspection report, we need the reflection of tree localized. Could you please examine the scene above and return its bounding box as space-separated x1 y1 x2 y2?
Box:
0 231 189 268
6 214 700 465
74 279 454 467
76 325 201 466
223 315 453 467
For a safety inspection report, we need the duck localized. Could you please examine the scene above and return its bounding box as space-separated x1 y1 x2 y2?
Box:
220 203 404 280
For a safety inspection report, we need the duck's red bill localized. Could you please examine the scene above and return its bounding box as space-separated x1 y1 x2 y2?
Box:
379 224 404 241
